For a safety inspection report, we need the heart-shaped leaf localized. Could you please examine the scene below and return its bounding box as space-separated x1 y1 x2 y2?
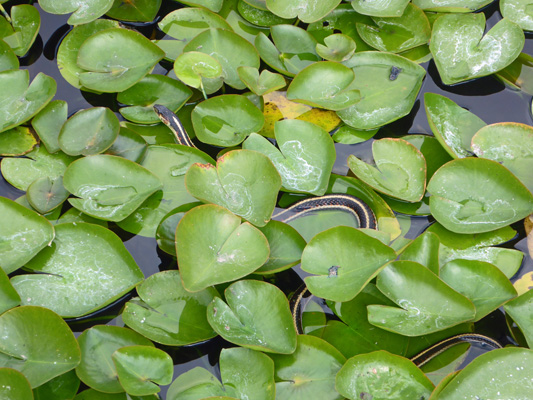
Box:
316 34 356 62
425 93 486 159
269 335 346 400
207 280 297 353
26 176 69 213
501 0 533 31
286 61 361 111
348 138 427 202
39 0 114 25
243 119 335 195
122 270 218 346
430 13 524 85
238 1 294 27
0 70 56 133
265 0 341 23
176 204 269 291
0 368 33 400
504 288 533 348
11 222 144 317
0 126 38 156
0 306 81 388
77 28 165 93
106 0 161 22
185 150 281 227
368 261 476 336
427 158 533 233
337 52 426 129
9 4 40 57
191 94 264 147
413 0 493 12
167 367 237 399
336 351 434 400
31 100 68 154
63 155 163 222
301 226 397 302
237 66 286 96
0 196 54 274
350 0 410 17
471 122 533 193
174 51 223 95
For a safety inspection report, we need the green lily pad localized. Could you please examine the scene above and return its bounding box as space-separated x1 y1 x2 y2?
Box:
176 204 269 291
301 226 396 302
207 280 297 353
77 28 165 93
425 93 486 159
350 0 410 17
57 19 119 89
76 325 153 393
265 0 341 23
0 70 56 133
237 66 286 96
238 0 294 27
155 202 201 256
9 4 40 57
112 346 173 396
496 52 533 95
185 150 281 227
243 120 335 195
106 0 161 22
0 126 38 156
504 288 533 348
11 222 144 317
26 176 69 214
255 25 320 77
269 335 345 400
348 138 427 202
167 367 236 399
174 51 223 95
337 52 426 130
501 0 533 31
0 368 33 400
316 34 356 62
122 270 217 346
0 306 81 388
430 13 524 85
286 61 361 111
63 155 163 222
117 144 214 237
398 231 440 274
471 122 533 193
431 348 533 399
0 39 18 71
33 370 80 400
31 100 68 154
440 259 517 322
178 0 223 12
427 158 533 233
368 261 476 336
56 207 108 227
335 351 434 400
413 0 493 12
39 0 114 25
0 268 20 314
191 95 264 147
332 125 378 145
0 196 54 274
58 107 119 156
105 126 147 163
219 0 270 44
183 28 259 90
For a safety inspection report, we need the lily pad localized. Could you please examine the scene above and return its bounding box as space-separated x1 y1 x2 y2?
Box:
413 0 493 12
427 158 533 233
58 107 119 156
191 95 264 146
316 34 356 62
496 52 533 95
398 231 440 274
185 150 281 227
0 70 56 133
286 61 361 111
63 155 163 222
9 4 40 57
238 0 294 27
265 0 341 23
368 261 476 336
11 222 144 317
237 66 286 96
471 122 533 193
243 119 335 195
105 126 147 163
167 367 236 399
176 204 269 291
0 268 20 314
106 0 161 22
0 126 38 156
350 0 410 17
75 325 153 393
335 351 434 400
174 51 223 95
207 280 297 353
337 52 426 130
425 93 486 159
39 0 114 25
0 368 33 400
501 0 533 31
0 306 81 388
348 138 427 202
356 4 431 54
504 288 533 348
26 176 69 214
178 0 223 12
0 196 54 274
301 226 396 302
32 370 80 400
183 28 259 90
31 100 68 154
0 39 18 71
77 28 165 93
155 202 201 256
430 13 524 85
122 270 218 346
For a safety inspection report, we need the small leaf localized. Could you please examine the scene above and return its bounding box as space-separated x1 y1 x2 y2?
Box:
26 176 69 214
237 66 286 96
174 51 223 94
31 100 68 154
351 0 410 17
39 0 114 25
0 39 19 72
106 0 161 22
0 126 38 156
9 4 40 56
167 367 236 399
265 0 341 23
316 34 356 62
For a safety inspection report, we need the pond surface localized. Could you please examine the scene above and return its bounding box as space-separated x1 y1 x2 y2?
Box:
1 0 532 397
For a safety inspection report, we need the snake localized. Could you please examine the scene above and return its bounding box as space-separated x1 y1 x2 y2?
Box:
154 103 503 368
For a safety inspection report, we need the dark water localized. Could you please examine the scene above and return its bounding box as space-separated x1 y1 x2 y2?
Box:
1 0 532 396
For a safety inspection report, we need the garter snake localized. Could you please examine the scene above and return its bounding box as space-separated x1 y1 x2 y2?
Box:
155 103 503 368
